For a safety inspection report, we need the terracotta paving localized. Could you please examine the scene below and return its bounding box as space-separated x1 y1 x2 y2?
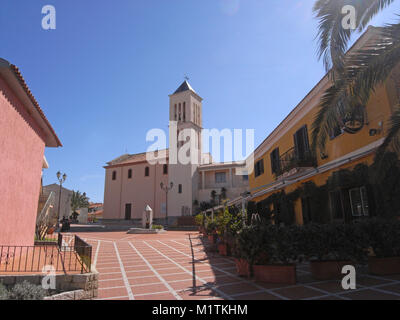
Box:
73 231 400 300
0 245 83 275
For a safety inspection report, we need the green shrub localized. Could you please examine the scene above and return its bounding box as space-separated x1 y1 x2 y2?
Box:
264 224 303 265
357 218 400 258
194 214 204 226
235 224 267 265
8 281 46 300
0 283 9 300
151 224 164 230
299 223 367 262
205 215 218 235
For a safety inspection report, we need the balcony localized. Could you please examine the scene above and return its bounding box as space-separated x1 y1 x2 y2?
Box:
276 147 317 177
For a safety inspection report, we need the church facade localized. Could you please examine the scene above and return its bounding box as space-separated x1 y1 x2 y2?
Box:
102 81 249 224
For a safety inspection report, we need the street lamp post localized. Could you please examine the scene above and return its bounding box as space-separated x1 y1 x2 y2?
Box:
160 182 173 227
56 171 67 224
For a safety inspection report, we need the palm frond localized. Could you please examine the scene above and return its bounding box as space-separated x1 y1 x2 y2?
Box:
312 23 400 154
359 0 396 30
313 0 396 73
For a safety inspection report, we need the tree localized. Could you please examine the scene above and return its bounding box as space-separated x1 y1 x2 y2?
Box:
220 187 227 202
311 0 400 156
210 190 217 206
70 191 90 213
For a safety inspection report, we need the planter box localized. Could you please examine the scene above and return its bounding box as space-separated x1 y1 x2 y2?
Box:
368 257 400 275
208 234 217 244
235 258 251 278
218 243 230 256
253 264 296 285
310 260 352 280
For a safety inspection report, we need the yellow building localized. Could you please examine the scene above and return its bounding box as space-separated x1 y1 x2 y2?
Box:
248 27 400 225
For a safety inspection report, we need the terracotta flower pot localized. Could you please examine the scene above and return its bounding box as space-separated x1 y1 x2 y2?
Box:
208 234 217 244
253 264 296 285
368 257 400 275
310 260 353 280
47 227 55 235
235 258 251 278
218 243 230 256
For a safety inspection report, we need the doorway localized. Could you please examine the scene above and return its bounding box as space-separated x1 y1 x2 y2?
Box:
125 203 132 220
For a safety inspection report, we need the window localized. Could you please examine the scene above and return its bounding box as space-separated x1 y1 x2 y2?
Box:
174 104 177 120
294 125 310 160
163 164 168 175
128 169 132 179
112 171 117 180
145 167 149 177
349 186 369 216
270 148 280 174
254 159 264 178
329 190 344 220
183 102 186 122
178 184 182 194
242 175 249 181
215 172 226 183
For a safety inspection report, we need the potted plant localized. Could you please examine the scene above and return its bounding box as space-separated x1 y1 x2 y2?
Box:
222 211 243 257
234 224 261 277
251 224 300 285
195 214 206 234
301 223 366 280
206 220 218 244
359 218 400 275
215 209 234 256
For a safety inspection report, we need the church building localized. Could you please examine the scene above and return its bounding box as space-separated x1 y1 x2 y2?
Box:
102 81 249 224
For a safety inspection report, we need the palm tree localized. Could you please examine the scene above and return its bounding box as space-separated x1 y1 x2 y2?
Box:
311 0 400 156
70 191 90 214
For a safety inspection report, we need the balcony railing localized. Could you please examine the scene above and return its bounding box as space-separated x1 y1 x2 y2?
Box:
277 147 316 176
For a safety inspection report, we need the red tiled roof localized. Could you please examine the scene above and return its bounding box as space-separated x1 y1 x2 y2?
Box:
106 149 169 167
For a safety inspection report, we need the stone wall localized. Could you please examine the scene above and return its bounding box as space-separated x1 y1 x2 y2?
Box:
0 268 98 300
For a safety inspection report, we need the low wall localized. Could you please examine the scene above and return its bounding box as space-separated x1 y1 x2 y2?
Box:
177 216 196 226
0 268 98 300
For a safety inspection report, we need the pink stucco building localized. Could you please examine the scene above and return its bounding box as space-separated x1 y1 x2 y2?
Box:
0 58 61 246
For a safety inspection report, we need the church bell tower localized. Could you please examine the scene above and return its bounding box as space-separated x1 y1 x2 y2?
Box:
167 80 203 220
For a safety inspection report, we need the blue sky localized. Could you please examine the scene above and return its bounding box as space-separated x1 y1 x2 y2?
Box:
1 0 399 203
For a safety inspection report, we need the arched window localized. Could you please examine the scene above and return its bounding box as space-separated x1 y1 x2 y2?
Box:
178 184 182 194
128 169 132 179
183 102 186 122
145 167 150 177
163 164 168 175
174 104 177 120
112 171 117 180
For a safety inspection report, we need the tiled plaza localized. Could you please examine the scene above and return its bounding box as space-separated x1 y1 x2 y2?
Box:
76 231 400 300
